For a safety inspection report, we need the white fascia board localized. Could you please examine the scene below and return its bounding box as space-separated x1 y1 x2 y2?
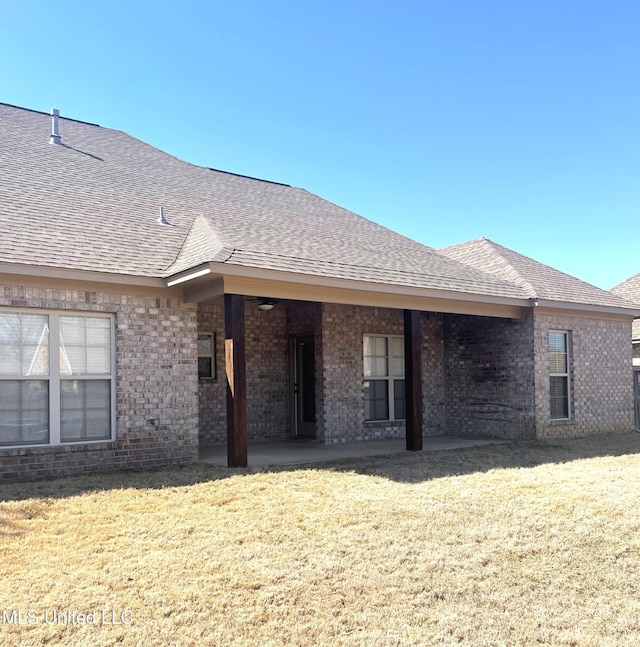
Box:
0 262 166 288
166 265 212 286
201 262 528 308
531 298 640 318
171 262 526 317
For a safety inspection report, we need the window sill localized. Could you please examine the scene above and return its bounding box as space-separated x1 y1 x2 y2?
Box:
0 438 116 452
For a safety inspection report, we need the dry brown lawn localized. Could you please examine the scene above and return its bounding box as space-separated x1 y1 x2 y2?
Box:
1 434 640 646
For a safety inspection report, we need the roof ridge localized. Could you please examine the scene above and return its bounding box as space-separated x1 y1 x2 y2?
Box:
206 167 290 187
477 237 539 296
441 237 638 309
481 237 626 297
0 102 101 127
612 271 640 292
165 215 231 275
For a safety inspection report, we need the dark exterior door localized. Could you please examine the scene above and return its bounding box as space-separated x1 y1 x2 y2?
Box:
291 335 316 437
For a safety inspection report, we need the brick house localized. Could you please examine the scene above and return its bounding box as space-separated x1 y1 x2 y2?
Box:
1 103 638 481
611 274 640 428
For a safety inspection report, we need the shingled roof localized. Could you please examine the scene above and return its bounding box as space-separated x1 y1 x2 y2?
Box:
0 103 525 301
0 102 637 316
439 237 638 311
611 274 640 340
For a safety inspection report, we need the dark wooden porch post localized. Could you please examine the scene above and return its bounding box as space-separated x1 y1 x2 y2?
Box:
225 294 248 467
404 309 423 451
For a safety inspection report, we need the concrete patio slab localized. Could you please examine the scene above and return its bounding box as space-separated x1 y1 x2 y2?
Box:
199 436 505 467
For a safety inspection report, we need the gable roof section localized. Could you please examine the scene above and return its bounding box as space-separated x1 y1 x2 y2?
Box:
611 274 640 340
611 273 640 304
167 215 233 275
439 237 638 312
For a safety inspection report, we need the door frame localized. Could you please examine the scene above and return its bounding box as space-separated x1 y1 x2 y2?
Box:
289 333 317 438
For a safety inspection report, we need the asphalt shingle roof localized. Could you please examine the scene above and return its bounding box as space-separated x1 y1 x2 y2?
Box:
611 274 640 339
611 274 640 305
439 237 637 310
0 103 525 301
0 103 636 314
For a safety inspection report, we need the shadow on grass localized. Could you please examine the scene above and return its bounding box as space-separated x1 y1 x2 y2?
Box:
1 432 640 502
312 432 640 484
0 462 237 503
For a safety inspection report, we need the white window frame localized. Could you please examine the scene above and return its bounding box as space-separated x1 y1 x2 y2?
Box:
0 308 116 448
549 330 571 420
363 334 405 422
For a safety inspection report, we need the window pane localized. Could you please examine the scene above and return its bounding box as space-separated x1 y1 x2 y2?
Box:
60 316 112 376
21 316 50 376
548 332 567 354
394 379 406 420
550 376 569 419
63 346 86 374
61 380 111 441
549 333 568 374
0 313 49 376
86 318 111 345
0 342 20 375
391 337 405 377
60 316 86 343
366 357 388 378
549 352 567 374
198 333 215 379
392 356 405 378
364 336 389 377
61 316 86 375
198 356 213 380
198 334 212 355
363 336 387 357
364 379 389 420
0 312 21 343
86 347 111 374
549 331 570 419
0 380 49 445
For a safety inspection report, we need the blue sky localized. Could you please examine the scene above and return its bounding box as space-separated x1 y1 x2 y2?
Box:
1 1 638 289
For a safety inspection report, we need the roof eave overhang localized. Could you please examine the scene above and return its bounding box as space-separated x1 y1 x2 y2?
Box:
530 298 640 319
0 262 172 294
168 262 528 319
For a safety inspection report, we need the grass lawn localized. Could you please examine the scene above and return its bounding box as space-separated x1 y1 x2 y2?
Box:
1 434 640 646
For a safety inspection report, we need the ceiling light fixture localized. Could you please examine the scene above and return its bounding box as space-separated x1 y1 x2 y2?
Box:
257 298 276 311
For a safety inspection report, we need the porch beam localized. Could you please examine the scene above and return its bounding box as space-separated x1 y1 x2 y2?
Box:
183 277 224 304
224 293 248 467
404 309 423 451
219 274 524 319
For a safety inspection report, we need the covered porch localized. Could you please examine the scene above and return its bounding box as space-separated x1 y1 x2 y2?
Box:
176 262 532 468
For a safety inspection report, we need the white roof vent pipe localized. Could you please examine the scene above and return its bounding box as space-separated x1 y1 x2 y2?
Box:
49 108 62 145
157 206 171 226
